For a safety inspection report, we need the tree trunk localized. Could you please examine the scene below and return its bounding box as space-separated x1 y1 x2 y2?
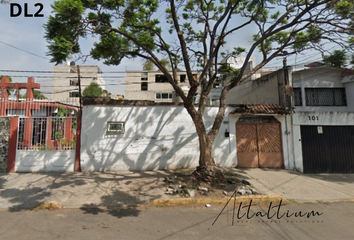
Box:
190 110 225 183
184 101 225 183
197 132 215 168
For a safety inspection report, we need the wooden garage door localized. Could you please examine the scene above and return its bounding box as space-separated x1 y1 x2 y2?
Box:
236 123 283 168
301 126 354 173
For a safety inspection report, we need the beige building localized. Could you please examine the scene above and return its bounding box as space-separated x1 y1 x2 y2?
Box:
52 63 105 104
124 71 198 102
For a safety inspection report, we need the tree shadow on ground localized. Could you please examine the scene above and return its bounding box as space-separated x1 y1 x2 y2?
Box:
0 170 171 218
0 173 87 211
79 170 174 218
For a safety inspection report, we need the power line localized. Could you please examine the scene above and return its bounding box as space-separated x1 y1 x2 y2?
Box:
0 40 49 60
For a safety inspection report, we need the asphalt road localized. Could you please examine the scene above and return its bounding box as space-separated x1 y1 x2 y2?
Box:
0 202 353 240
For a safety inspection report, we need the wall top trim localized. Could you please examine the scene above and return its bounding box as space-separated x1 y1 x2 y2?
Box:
83 97 186 106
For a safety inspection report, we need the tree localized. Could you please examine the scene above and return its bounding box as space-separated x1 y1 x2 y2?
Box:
82 82 103 97
323 50 348 68
160 58 171 70
33 90 47 100
45 0 354 181
142 59 155 71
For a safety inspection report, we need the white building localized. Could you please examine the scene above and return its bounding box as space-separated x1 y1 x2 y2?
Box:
124 71 198 102
292 66 354 173
52 63 105 104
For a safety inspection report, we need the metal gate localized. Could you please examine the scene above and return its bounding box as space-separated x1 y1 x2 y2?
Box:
301 126 354 173
236 123 283 168
15 116 77 172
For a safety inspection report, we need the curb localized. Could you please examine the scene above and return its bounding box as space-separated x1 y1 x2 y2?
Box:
149 194 289 207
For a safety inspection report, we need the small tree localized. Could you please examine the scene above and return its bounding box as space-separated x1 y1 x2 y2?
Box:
34 90 47 100
323 50 348 68
82 82 103 97
142 59 155 71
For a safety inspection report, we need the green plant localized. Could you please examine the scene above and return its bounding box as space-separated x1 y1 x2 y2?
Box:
70 139 76 148
60 139 68 147
31 145 47 150
55 131 63 141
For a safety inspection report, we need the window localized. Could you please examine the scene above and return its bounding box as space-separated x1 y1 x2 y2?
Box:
141 82 148 91
70 79 79 86
107 122 125 135
293 88 302 106
305 88 346 106
155 75 169 83
180 75 186 83
156 93 172 99
69 91 80 98
141 72 148 80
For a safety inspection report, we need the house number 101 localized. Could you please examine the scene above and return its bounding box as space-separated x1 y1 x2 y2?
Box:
308 116 319 121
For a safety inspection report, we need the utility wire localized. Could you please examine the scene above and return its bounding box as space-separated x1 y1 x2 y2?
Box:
0 40 49 60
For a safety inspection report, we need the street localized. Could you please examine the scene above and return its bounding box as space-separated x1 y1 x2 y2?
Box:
0 202 353 240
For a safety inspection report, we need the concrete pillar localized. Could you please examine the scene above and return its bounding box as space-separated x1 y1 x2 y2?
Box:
7 117 18 173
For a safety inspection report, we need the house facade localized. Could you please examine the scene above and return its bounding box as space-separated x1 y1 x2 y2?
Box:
227 67 294 170
52 63 105 104
80 67 293 172
292 66 354 173
124 71 198 102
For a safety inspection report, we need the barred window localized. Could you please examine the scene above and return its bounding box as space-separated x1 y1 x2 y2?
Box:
305 88 346 106
156 93 172 99
293 88 302 106
107 122 125 135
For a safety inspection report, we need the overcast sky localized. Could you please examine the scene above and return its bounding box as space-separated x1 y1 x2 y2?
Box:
0 1 330 97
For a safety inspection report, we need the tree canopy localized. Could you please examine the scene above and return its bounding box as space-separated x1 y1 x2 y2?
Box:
142 59 155 71
33 90 47 100
82 82 103 97
45 0 354 180
323 50 354 68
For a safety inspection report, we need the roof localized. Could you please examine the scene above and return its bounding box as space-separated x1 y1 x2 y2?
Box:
229 104 291 115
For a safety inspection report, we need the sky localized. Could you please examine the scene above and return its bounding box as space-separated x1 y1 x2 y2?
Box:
0 1 334 98
0 0 140 96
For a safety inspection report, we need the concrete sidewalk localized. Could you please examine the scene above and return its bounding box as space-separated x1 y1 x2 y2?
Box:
236 168 354 203
0 171 173 210
1 168 354 211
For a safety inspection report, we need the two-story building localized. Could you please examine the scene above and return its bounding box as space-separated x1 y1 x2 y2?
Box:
226 67 293 170
292 66 354 173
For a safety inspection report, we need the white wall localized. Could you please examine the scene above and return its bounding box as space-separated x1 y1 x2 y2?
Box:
81 105 236 171
275 115 294 170
292 112 354 172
